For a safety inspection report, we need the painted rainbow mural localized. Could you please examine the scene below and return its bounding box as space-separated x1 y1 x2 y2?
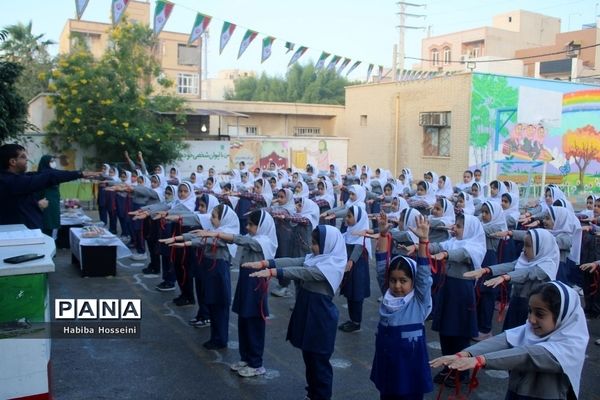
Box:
563 89 600 113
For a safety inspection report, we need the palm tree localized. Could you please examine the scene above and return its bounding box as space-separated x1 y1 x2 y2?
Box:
0 21 55 101
0 21 55 63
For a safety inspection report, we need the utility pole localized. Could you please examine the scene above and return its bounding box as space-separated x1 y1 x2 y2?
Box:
395 1 426 80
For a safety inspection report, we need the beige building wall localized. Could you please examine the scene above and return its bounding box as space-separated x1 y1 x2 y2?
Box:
58 0 201 98
417 10 560 74
344 74 472 184
515 27 599 78
187 99 344 137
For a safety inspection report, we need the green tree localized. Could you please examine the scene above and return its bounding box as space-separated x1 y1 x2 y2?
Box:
225 63 357 105
0 21 54 102
0 28 30 143
45 20 188 167
470 74 518 165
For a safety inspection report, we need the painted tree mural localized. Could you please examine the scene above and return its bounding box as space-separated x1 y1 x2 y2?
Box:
562 124 600 190
470 74 518 166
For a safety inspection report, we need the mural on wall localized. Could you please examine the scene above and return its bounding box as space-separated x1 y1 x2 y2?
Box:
469 73 600 192
229 140 261 170
259 141 289 169
290 140 330 171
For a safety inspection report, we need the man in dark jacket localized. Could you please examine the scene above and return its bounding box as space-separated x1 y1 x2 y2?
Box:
0 144 98 229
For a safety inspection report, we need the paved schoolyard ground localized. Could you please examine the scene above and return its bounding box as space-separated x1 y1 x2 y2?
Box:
48 239 600 400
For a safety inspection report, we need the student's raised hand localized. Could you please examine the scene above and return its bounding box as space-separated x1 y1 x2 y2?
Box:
492 230 510 238
137 151 143 161
431 251 447 261
249 269 272 278
484 275 509 288
463 269 486 280
446 356 483 371
580 262 599 273
169 241 192 248
124 150 130 160
377 211 389 234
409 214 430 241
524 220 540 228
429 355 460 368
159 237 176 245
194 230 216 238
82 170 102 179
324 214 336 221
241 261 265 270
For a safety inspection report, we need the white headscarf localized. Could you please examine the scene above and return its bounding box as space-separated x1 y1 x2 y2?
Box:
150 174 166 202
294 181 309 199
315 179 335 209
487 180 508 203
343 205 371 257
400 207 421 245
548 206 582 264
505 281 588 398
166 184 178 205
252 210 278 260
387 196 409 221
513 229 559 280
171 181 196 212
190 172 203 190
298 197 320 230
482 200 507 232
402 168 413 185
425 171 439 185
345 184 366 209
277 169 290 187
304 225 347 293
138 174 152 189
207 205 240 257
413 181 436 206
276 188 296 214
459 192 475 215
432 197 455 226
502 192 521 223
196 193 220 228
542 186 574 212
169 167 182 184
255 178 273 206
123 170 133 186
471 182 484 200
329 163 342 183
439 214 486 269
436 175 454 198
110 166 121 182
156 165 166 178
102 163 110 178
381 256 431 317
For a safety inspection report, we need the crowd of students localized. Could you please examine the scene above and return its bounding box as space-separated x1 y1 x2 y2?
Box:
96 152 595 400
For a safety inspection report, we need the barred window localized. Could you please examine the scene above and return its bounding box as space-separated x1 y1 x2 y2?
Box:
176 73 199 95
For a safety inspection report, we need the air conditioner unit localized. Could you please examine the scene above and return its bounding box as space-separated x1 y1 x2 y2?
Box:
419 112 448 127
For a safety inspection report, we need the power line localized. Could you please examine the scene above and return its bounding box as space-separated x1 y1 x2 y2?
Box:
406 42 600 63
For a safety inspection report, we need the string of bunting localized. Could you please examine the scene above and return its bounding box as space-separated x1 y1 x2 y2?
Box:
75 0 438 82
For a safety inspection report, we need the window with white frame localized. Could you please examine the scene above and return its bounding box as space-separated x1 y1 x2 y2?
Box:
443 47 451 65
431 49 440 66
293 127 321 136
176 73 199 95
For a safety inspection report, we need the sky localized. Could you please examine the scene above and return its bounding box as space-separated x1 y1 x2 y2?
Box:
0 0 598 80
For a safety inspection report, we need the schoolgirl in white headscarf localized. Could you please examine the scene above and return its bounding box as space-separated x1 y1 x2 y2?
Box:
457 192 475 215
547 206 582 265
315 179 335 209
294 181 310 199
430 197 455 226
274 188 296 214
436 175 454 199
438 214 486 270
171 182 196 212
487 180 508 204
297 197 320 230
345 184 367 209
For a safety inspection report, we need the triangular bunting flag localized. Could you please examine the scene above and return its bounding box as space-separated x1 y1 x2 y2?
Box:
337 58 351 75
112 0 130 25
288 46 307 67
153 1 174 36
326 55 342 71
315 52 330 70
188 13 212 45
219 22 237 54
75 0 90 20
366 64 374 82
346 61 361 76
238 29 258 60
261 36 275 63
285 42 295 54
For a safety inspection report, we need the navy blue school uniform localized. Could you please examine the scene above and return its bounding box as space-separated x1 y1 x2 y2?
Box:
105 190 118 234
97 182 108 226
476 249 498 334
340 244 370 323
371 257 433 399
232 235 270 369
198 256 231 346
